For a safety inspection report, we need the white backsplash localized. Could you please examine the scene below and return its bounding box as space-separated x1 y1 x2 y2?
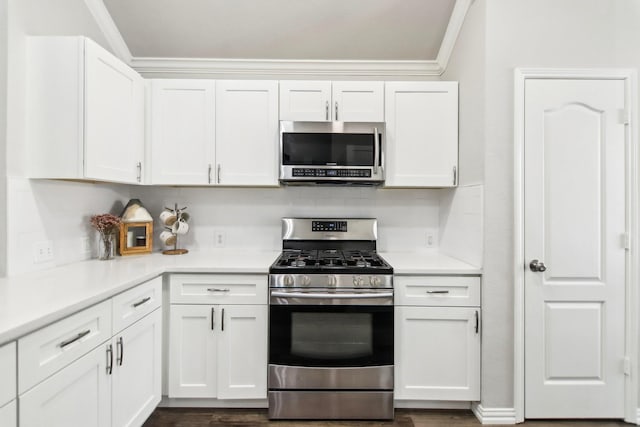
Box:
6 176 131 276
439 184 484 267
134 186 442 253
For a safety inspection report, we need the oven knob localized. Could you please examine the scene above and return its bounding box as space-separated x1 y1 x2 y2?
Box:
353 276 364 287
302 275 311 286
370 276 381 287
328 275 337 287
283 275 294 287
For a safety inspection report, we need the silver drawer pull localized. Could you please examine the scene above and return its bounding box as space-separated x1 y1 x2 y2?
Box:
426 290 450 294
207 288 230 292
132 296 151 308
59 329 91 348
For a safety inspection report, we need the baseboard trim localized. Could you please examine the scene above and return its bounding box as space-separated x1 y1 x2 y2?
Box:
394 400 471 410
472 404 517 425
158 397 268 408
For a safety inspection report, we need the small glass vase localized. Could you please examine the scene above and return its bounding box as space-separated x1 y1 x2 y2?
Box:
98 233 116 260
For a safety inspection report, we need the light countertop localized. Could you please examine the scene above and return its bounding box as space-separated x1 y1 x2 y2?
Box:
0 249 480 345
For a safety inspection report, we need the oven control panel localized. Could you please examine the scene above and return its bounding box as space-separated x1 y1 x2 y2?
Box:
312 221 347 232
292 168 372 178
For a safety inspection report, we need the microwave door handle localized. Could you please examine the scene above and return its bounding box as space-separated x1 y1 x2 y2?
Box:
373 127 379 175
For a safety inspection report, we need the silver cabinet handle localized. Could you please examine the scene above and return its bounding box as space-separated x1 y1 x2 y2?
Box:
221 308 225 331
207 288 230 292
426 290 450 294
373 128 380 175
208 164 212 184
136 162 142 183
117 336 124 366
106 344 113 375
132 296 151 308
529 259 547 272
335 101 339 121
453 166 457 185
211 307 215 330
217 164 221 184
475 310 479 334
325 100 329 120
59 329 91 348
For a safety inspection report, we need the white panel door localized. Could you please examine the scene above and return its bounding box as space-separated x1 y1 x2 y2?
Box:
19 344 111 427
332 81 384 122
395 306 480 401
279 80 331 121
168 305 217 398
385 81 458 187
0 400 17 427
150 79 215 185
524 78 626 418
84 39 144 184
112 309 162 427
215 80 279 186
217 305 268 399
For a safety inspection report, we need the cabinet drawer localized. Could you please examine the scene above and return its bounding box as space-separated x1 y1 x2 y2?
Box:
112 276 162 333
0 342 16 407
170 274 267 305
18 300 112 394
394 276 480 307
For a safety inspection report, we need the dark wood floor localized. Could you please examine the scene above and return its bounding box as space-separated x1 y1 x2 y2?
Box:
143 408 632 427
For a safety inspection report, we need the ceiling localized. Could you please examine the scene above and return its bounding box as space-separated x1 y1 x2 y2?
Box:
102 0 457 61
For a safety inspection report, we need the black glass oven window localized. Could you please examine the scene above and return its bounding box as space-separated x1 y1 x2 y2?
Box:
290 312 372 359
282 133 374 166
269 305 393 367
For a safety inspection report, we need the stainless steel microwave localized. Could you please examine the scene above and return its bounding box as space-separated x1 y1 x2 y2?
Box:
279 121 385 185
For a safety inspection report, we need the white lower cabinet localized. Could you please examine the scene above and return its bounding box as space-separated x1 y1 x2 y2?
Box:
394 275 481 402
112 308 162 427
168 304 267 399
0 400 17 427
17 277 162 427
19 344 111 427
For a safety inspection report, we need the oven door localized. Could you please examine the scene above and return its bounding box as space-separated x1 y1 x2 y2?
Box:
269 289 393 391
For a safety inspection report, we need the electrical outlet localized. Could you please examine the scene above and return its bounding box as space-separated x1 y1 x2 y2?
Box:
213 230 226 248
81 236 91 253
426 232 435 248
33 240 54 263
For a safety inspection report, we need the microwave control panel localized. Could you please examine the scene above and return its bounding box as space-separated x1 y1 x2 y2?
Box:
292 168 372 178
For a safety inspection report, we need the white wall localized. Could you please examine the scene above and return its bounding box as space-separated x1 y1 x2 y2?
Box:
475 0 640 410
134 186 441 253
4 0 129 275
0 0 8 276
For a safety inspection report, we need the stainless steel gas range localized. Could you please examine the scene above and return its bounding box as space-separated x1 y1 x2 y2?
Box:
268 218 394 420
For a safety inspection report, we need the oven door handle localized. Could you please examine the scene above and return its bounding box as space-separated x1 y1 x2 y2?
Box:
270 291 393 299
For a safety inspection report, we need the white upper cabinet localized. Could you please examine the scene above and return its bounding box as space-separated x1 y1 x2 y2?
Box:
280 80 384 122
150 80 216 185
215 80 279 186
28 37 145 184
384 81 458 188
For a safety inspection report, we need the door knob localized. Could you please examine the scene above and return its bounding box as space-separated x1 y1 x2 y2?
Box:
529 259 547 272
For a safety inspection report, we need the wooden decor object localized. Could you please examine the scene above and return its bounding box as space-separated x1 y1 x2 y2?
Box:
119 222 153 255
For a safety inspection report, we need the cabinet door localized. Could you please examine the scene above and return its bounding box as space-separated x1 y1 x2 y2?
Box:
0 342 16 407
385 82 458 187
332 81 384 122
217 305 267 399
215 80 279 186
84 38 145 184
112 309 162 427
279 80 331 121
19 344 111 427
150 79 215 185
168 305 217 398
395 306 480 401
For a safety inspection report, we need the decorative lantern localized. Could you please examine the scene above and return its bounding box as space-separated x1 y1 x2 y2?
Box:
118 199 153 255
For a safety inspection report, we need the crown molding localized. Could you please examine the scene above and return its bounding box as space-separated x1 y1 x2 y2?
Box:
89 0 473 78
83 0 132 63
436 0 474 70
129 57 443 77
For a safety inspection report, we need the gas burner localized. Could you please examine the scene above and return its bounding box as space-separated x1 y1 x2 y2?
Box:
356 258 371 268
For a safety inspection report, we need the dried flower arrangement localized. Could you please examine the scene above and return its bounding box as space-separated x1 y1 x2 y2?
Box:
90 214 121 260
